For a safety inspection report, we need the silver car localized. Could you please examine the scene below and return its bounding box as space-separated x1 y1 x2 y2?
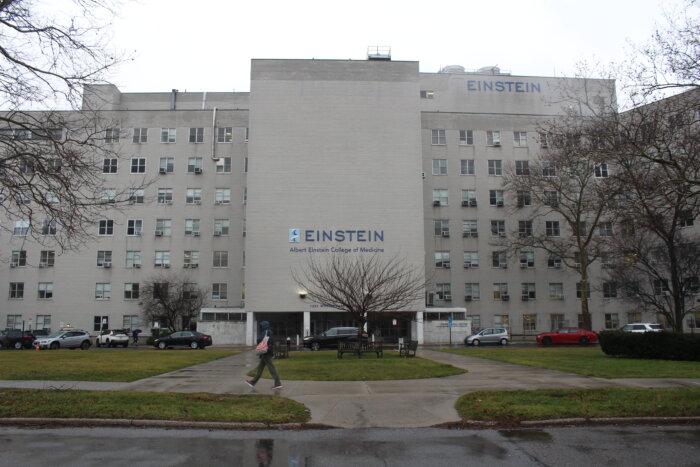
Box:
464 328 510 346
620 323 664 333
34 330 92 350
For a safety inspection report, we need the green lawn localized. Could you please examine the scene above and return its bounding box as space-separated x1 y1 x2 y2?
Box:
0 350 238 382
250 351 464 381
456 387 700 422
440 346 700 378
0 388 309 424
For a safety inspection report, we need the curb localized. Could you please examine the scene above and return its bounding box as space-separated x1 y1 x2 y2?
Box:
0 418 336 431
434 416 700 429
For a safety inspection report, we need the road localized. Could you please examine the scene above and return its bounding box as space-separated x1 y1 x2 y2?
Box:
1 424 698 466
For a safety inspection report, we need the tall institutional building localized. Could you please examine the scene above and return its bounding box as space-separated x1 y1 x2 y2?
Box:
2 54 643 344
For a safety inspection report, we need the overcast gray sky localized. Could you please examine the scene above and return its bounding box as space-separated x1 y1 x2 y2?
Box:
107 0 689 93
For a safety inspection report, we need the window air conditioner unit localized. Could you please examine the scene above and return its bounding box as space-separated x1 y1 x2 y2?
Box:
155 264 162 268
501 294 510 301
559 296 565 300
554 263 562 269
164 200 172 205
103 262 112 268
520 263 528 268
191 264 198 268
500 263 508 269
464 295 472 301
443 261 451 269
183 264 190 268
517 202 524 208
163 264 170 268
134 264 141 268
441 231 450 238
496 201 504 207
155 231 163 236
521 295 529 301
214 231 222 236
493 142 501 147
498 232 506 237
462 232 470 238
215 200 222 205
194 200 201 205
39 263 47 268
541 142 549 148
159 168 167 174
471 232 479 237
463 262 471 268
574 263 581 268
443 294 452 301
519 233 527 238
194 168 202 174
128 199 136 205
10 264 16 268
470 200 477 206
462 200 470 207
193 232 200 236
433 200 441 207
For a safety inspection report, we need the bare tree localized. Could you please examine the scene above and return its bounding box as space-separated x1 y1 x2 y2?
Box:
0 0 142 252
140 275 208 333
292 253 426 340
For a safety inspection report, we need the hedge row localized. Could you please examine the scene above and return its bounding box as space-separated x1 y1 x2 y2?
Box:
598 331 700 361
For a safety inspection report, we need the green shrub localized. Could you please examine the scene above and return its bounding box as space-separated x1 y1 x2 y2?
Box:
598 331 700 361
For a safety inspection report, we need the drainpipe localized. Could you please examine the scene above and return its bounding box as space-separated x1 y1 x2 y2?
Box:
211 107 218 160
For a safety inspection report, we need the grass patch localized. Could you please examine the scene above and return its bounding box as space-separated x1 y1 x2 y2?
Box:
249 351 464 381
440 346 700 378
0 350 237 382
457 387 700 422
0 388 309 424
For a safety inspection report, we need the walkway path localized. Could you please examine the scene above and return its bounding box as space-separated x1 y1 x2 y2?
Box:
2 349 700 428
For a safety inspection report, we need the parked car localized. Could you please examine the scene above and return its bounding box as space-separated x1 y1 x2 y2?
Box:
303 326 367 351
464 328 510 346
620 323 664 333
95 329 129 348
153 331 212 349
34 330 92 350
536 327 598 345
31 329 50 337
0 330 36 349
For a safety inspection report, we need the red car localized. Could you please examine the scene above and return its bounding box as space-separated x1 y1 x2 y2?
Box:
536 327 597 345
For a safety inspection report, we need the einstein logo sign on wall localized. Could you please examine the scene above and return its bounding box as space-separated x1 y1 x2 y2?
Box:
289 229 301 243
289 228 385 253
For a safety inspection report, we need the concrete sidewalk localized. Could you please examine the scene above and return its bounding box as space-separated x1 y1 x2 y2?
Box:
2 350 700 428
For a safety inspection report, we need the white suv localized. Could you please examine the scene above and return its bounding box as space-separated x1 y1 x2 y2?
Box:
620 323 664 333
95 329 129 348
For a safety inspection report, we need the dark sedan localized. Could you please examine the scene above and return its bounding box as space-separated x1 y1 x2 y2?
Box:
303 326 367 351
153 331 212 350
536 327 598 345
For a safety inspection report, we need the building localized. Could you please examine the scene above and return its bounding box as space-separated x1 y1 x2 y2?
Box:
3 54 669 344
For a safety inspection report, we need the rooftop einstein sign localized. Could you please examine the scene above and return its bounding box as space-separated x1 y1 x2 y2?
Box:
466 80 541 93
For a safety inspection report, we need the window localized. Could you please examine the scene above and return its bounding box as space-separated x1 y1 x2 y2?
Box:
123 315 139 329
94 315 109 332
519 251 535 268
420 90 434 99
493 283 508 300
157 188 173 204
523 314 537 332
594 163 609 178
212 283 228 300
13 220 29 236
680 210 695 228
432 159 447 175
431 129 446 145
489 190 504 206
38 282 53 299
104 128 120 143
604 313 619 329
133 127 147 143
522 283 536 300
462 220 478 236
513 131 528 147
161 128 176 143
184 250 200 267
539 132 550 148
461 190 477 206
128 188 144 204
126 251 141 268
100 188 117 203
653 279 670 296
460 159 475 175
45 191 59 204
36 314 51 331
186 188 202 204
130 157 146 173
216 127 233 143
124 283 139 300
464 283 480 301
189 127 204 143
96 250 112 267
549 283 564 300
572 221 587 237
542 162 556 177
435 251 451 268
492 251 507 268
436 283 451 300
603 282 618 298
9 282 24 299
544 190 558 207
459 130 473 145
433 219 450 237
214 219 230 236
490 220 505 237
215 188 231 204
549 314 565 330
545 221 560 237
432 189 448 206
576 282 591 298
155 251 171 267
102 157 119 174
11 250 26 267
515 160 530 175
463 251 479 268
599 222 614 237
159 157 174 174
487 160 503 176
40 250 55 267
15 191 30 205
486 130 501 146
95 283 111 300
516 190 531 207
98 219 114 235
155 219 172 236
213 251 229 268
518 221 533 238
127 219 143 236
185 219 200 236
182 283 199 300
6 314 22 329
687 276 700 295
215 157 232 173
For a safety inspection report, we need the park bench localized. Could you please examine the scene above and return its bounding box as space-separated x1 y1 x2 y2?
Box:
337 340 383 359
399 340 418 358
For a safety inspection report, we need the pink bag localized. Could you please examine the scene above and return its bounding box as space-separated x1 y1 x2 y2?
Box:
254 336 269 355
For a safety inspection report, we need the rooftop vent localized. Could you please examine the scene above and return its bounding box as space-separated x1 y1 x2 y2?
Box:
439 65 465 73
477 66 503 75
367 46 391 61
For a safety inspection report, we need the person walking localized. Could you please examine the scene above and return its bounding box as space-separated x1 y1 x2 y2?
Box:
246 321 283 390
